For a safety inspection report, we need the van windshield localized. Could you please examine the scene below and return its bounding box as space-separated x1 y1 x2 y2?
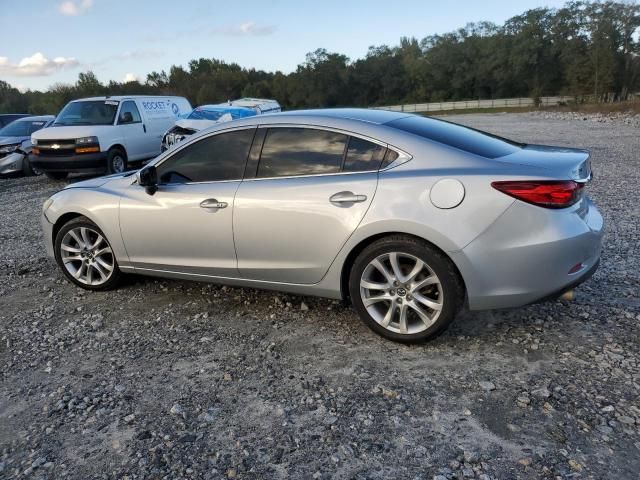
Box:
54 101 119 126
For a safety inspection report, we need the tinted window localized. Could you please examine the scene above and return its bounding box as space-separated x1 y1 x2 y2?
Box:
386 116 521 159
380 149 399 169
157 129 254 184
0 120 48 137
343 137 386 172
118 101 142 124
258 128 347 178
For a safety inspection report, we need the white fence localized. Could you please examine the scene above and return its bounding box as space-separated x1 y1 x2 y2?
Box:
374 95 592 113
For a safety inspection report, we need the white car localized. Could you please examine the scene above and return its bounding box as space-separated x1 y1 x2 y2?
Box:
31 95 191 179
161 98 281 151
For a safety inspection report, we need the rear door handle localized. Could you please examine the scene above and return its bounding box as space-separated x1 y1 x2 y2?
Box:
143 124 147 133
200 198 228 209
330 191 367 204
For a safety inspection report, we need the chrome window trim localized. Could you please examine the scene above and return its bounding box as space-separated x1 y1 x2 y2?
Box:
142 122 413 187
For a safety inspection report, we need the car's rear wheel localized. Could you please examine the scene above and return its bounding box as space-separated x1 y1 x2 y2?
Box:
349 235 464 343
45 171 68 180
54 217 121 290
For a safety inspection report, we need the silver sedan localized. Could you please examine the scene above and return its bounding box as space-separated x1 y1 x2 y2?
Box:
41 109 603 342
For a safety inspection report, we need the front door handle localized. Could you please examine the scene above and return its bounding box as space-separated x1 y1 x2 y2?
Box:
330 191 367 204
200 198 228 209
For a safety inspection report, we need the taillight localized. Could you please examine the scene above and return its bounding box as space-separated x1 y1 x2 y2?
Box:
491 180 584 208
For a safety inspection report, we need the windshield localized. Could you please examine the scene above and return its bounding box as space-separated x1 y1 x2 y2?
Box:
54 100 118 126
187 109 226 121
0 119 48 137
186 106 256 121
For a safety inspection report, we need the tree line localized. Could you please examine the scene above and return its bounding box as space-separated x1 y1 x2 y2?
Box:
1 0 638 115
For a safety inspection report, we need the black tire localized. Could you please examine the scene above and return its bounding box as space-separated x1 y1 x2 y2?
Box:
22 155 42 176
54 216 122 291
348 235 464 343
45 171 68 180
107 148 127 174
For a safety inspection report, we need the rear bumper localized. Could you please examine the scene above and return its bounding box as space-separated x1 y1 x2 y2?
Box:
30 152 107 173
0 152 25 175
451 196 603 310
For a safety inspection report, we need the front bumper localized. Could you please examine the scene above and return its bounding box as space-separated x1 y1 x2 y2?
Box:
30 152 107 173
41 211 55 259
451 196 604 310
0 152 25 175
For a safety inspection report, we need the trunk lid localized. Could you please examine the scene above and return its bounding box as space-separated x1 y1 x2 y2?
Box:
499 144 591 182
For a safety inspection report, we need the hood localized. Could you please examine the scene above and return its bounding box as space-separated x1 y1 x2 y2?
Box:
0 135 27 146
33 124 114 141
175 118 220 132
64 171 133 189
499 144 591 181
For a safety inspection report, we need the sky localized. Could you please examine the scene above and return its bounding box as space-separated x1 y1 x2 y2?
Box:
0 0 570 92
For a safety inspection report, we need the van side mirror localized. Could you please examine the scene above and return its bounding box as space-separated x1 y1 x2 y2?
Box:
120 112 133 124
137 165 158 195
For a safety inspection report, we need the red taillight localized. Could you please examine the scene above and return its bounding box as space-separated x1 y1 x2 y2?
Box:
491 180 584 208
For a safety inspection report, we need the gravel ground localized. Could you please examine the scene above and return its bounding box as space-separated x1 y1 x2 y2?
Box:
1 113 638 480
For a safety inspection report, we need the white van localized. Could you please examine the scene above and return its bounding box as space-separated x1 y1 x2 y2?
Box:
31 95 191 179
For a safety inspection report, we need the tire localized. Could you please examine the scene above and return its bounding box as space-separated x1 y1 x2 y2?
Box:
107 148 127 174
348 235 464 343
22 155 42 176
54 216 121 291
45 171 69 180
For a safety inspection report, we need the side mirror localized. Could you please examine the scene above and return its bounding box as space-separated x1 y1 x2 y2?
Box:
120 111 133 124
137 165 158 195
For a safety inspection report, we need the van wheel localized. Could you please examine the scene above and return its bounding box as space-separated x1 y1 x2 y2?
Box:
45 172 68 180
107 148 127 174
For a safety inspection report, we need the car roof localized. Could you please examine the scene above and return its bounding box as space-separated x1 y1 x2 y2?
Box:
263 108 411 125
71 96 184 102
195 105 254 112
17 115 55 122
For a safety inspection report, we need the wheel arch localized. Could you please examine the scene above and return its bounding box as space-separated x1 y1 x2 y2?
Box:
339 231 467 302
107 144 128 159
52 212 88 245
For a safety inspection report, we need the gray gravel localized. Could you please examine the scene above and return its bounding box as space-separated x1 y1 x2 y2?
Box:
1 113 639 479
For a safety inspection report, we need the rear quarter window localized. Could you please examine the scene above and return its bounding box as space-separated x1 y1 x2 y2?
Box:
386 116 522 159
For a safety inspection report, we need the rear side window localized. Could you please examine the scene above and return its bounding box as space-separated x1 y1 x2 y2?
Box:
386 116 521 159
343 137 386 172
258 128 347 178
157 128 254 184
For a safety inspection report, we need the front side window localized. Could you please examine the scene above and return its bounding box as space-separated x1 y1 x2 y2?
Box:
343 137 386 172
54 101 119 126
257 128 347 178
118 101 142 124
157 128 255 184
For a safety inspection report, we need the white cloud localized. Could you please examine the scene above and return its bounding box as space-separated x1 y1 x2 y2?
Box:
58 0 93 16
0 52 79 77
210 21 276 36
123 73 139 83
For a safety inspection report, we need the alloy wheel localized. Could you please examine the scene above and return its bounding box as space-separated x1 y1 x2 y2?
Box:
60 226 115 286
359 252 443 334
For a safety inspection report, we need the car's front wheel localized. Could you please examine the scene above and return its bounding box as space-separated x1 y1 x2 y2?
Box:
54 217 121 290
349 235 464 343
22 155 42 176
